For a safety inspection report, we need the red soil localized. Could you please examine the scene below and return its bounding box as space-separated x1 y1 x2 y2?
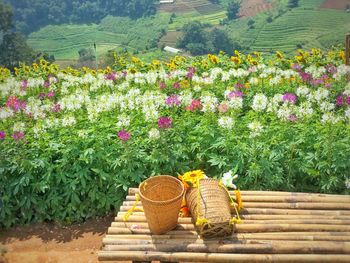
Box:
239 0 274 17
321 0 350 10
0 215 123 263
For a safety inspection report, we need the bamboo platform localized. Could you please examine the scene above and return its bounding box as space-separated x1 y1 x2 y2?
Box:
98 188 350 262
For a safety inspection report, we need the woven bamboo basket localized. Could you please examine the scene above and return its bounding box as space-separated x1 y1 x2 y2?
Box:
139 175 185 234
185 178 233 239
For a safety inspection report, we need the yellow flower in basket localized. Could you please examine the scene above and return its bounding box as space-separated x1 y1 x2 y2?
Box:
178 170 206 189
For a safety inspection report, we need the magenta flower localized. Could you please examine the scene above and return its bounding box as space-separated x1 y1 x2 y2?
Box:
105 72 117 81
346 96 350 106
235 83 245 89
6 96 26 112
228 90 243 99
165 95 181 106
336 95 344 106
47 91 55 98
159 82 166 89
173 82 180 89
288 115 298 122
282 93 297 104
0 131 5 140
186 67 195 79
326 64 337 74
52 103 61 112
117 130 131 142
44 80 50 88
158 117 172 129
299 72 311 82
12 131 24 141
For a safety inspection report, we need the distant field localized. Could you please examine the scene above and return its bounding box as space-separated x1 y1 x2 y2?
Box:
321 0 350 10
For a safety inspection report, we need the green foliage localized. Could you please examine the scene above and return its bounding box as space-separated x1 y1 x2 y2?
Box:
288 0 299 8
5 0 157 34
227 0 241 20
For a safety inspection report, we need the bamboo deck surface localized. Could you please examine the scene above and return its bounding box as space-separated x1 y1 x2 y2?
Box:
98 188 350 262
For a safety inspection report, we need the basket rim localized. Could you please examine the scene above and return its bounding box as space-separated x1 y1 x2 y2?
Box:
139 175 185 205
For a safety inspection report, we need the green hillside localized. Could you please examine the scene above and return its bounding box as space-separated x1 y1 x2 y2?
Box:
26 0 350 61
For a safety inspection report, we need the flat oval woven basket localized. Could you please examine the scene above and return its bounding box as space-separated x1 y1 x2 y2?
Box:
186 178 233 239
139 175 185 234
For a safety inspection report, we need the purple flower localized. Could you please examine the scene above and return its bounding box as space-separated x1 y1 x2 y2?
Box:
105 72 117 81
165 95 181 106
0 131 5 140
336 95 344 106
186 67 195 79
52 103 61 112
288 115 298 122
173 82 180 89
12 131 24 141
292 63 301 70
235 83 245 89
282 93 297 104
326 64 337 74
346 96 350 106
158 117 172 129
299 71 311 82
6 96 26 112
38 92 46 100
228 90 243 99
117 130 131 142
44 80 50 88
21 80 28 90
47 91 55 98
159 82 166 89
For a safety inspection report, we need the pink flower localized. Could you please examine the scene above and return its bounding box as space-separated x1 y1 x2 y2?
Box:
288 115 298 122
12 131 25 141
117 130 131 142
282 93 297 104
346 96 350 106
186 67 195 79
47 91 55 98
228 90 243 99
105 72 117 81
159 82 166 89
158 117 172 129
44 80 50 88
21 80 28 90
165 95 181 106
6 96 26 112
218 103 228 113
0 131 5 140
173 82 180 89
52 103 61 112
185 99 202 112
38 93 46 100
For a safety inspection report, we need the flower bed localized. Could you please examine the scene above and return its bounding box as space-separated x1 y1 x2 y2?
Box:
0 49 349 227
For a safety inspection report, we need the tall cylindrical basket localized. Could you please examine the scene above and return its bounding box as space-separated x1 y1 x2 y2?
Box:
139 175 185 234
186 178 233 239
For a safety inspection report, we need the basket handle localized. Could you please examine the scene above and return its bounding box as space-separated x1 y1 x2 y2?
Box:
122 193 144 222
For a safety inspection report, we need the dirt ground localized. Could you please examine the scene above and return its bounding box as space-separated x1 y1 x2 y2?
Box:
0 215 121 263
321 0 350 10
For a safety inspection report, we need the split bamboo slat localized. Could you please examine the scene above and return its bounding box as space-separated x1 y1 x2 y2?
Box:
98 188 350 262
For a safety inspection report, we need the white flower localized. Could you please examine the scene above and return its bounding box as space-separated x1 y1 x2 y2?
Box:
228 97 243 110
321 113 341 124
193 85 202 92
62 116 77 127
148 128 160 139
77 130 88 139
320 102 335 112
296 86 310 97
345 178 350 189
201 95 218 113
345 108 350 120
218 116 234 129
252 93 268 112
13 122 25 132
249 77 259 86
117 115 131 128
222 170 238 189
248 121 263 137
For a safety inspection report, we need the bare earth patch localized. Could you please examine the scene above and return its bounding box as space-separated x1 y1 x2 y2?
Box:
159 31 183 47
321 0 350 10
0 215 122 263
239 0 274 17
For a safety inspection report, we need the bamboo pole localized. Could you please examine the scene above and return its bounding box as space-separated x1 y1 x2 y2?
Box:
108 223 350 234
98 251 350 262
127 188 350 198
119 206 350 215
103 241 350 254
125 194 350 203
121 201 350 210
113 219 350 226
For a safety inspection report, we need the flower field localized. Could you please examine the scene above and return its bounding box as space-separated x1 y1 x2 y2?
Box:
0 49 350 227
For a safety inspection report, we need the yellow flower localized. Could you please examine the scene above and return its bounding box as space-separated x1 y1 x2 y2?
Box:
339 51 345 61
276 51 284 59
178 170 205 189
235 190 243 210
231 56 241 65
208 54 219 64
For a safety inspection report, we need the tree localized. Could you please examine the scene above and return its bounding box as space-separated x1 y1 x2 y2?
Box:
227 1 241 20
288 0 299 8
0 0 34 69
210 28 240 55
176 21 210 55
